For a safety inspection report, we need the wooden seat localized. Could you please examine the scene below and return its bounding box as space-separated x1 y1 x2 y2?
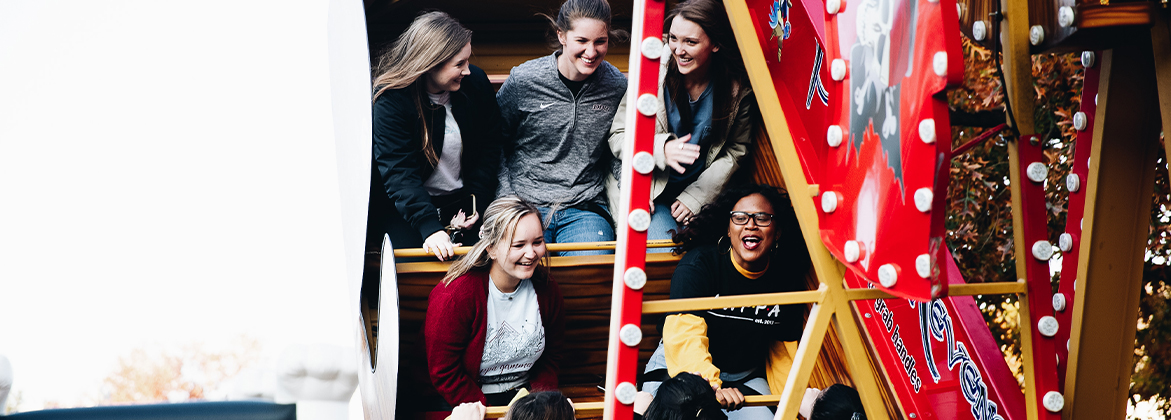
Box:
392 252 682 416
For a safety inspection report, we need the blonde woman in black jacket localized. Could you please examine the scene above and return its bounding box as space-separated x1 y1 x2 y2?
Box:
368 11 503 261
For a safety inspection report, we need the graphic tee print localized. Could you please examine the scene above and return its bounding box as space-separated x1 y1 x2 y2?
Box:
480 277 544 393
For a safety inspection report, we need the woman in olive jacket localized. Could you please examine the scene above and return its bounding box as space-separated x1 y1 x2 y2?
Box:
605 0 757 249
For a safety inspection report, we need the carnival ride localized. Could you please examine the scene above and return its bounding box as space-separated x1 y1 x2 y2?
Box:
360 0 1171 419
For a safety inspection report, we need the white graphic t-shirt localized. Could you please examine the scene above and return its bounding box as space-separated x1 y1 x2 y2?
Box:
479 277 544 394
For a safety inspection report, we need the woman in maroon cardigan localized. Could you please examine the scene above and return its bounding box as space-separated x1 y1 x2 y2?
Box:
425 196 566 407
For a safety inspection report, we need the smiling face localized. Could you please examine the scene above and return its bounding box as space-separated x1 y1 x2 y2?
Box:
668 15 719 79
424 42 472 94
727 193 778 271
488 213 547 286
556 18 610 82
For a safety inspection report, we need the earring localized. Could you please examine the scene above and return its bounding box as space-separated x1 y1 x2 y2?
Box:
716 236 731 253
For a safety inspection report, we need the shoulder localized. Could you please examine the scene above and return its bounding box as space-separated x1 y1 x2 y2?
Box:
433 270 489 302
373 85 415 115
508 54 556 82
597 62 628 88
677 245 720 270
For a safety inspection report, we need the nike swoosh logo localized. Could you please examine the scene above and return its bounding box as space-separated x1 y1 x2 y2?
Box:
540 103 555 109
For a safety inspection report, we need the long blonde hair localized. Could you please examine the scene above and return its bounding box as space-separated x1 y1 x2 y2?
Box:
442 196 550 285
371 11 471 166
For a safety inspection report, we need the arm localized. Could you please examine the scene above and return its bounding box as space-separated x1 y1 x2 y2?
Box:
676 93 758 213
372 93 446 240
608 91 677 166
663 313 722 387
528 278 565 391
425 283 488 405
494 72 520 198
464 67 502 215
764 340 798 395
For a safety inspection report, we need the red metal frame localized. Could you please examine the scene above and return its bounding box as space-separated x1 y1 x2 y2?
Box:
1016 133 1062 420
602 0 665 418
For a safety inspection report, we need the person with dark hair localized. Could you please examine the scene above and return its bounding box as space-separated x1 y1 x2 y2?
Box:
447 391 576 420
641 184 810 420
425 197 566 406
605 0 758 250
495 0 628 256
641 373 728 420
368 11 502 261
800 385 865 420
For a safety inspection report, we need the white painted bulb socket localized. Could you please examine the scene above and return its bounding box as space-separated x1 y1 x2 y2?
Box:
821 191 840 214
1081 51 1096 68
1042 391 1065 412
1052 293 1067 312
826 0 841 14
624 267 647 290
1058 6 1075 28
1066 173 1080 193
878 264 898 288
932 52 948 77
972 21 987 41
1038 315 1059 337
1073 111 1087 131
914 188 933 213
615 382 638 405
844 240 862 263
1026 162 1048 183
1032 240 1054 261
632 151 655 175
641 37 663 61
918 119 936 144
830 59 847 81
628 209 651 232
636 93 659 117
1059 232 1074 252
619 324 643 347
827 125 844 147
915 254 932 279
1030 25 1045 46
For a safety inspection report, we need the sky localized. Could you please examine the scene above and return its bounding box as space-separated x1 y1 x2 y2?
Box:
0 0 369 414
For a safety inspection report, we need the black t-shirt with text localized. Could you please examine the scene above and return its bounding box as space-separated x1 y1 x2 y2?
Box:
667 245 807 374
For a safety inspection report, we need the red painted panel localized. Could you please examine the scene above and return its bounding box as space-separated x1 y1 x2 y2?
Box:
744 0 963 301
847 251 1026 420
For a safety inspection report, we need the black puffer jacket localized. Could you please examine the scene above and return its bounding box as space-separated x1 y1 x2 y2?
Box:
369 65 502 244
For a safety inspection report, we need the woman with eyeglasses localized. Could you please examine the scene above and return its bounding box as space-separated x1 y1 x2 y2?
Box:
640 184 810 420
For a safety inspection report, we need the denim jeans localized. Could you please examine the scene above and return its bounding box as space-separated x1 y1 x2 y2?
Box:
641 341 776 420
648 203 682 253
537 204 615 256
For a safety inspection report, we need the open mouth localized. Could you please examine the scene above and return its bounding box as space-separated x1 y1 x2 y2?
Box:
517 260 536 267
581 56 597 66
741 235 762 251
677 56 693 66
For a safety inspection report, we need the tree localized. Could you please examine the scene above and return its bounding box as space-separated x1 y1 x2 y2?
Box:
945 36 1171 416
100 337 261 404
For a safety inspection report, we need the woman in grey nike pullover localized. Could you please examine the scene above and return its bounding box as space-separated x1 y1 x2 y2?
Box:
496 0 627 256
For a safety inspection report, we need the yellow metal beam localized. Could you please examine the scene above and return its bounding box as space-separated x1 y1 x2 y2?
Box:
642 289 825 313
999 0 1042 418
1064 38 1161 418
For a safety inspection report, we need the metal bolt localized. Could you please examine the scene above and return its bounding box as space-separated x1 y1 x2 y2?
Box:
826 0 841 14
632 152 655 175
1032 240 1054 261
821 192 838 214
1053 293 1067 312
628 209 651 232
915 254 931 279
1042 391 1065 412
616 382 638 405
641 37 663 60
1081 51 1096 68
827 125 843 147
620 324 643 347
932 52 948 77
1038 315 1059 337
1058 6 1075 27
1066 174 1080 193
624 267 647 290
972 21 986 41
914 188 933 213
1026 162 1048 183
636 94 658 117
1030 25 1045 45
878 264 898 288
830 59 846 81
919 119 936 144
1059 233 1074 252
844 240 861 263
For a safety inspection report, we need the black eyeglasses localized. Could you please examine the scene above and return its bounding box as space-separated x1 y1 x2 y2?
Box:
729 211 774 226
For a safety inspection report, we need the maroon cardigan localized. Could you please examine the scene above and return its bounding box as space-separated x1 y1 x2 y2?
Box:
424 269 565 406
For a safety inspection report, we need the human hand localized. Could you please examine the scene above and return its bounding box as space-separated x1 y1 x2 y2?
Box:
633 391 654 415
450 210 480 230
670 200 693 224
423 230 457 261
664 135 700 174
449 401 486 420
714 387 745 411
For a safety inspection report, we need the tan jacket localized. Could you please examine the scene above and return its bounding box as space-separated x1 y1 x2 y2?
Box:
604 72 757 214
